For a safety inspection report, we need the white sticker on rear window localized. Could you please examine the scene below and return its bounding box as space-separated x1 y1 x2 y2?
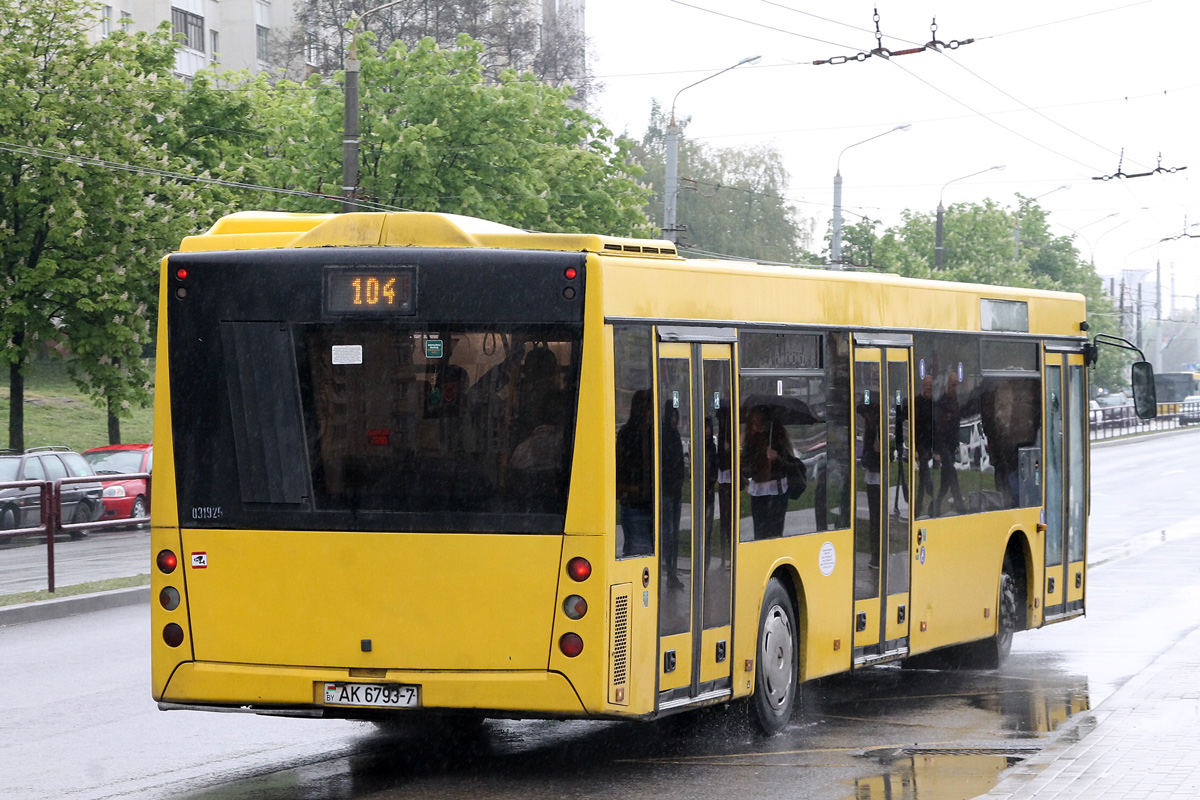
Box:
332 345 363 365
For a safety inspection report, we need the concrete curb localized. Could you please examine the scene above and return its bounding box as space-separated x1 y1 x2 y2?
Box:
0 585 149 627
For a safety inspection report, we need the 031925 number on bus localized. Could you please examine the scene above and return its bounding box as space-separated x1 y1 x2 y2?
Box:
323 682 419 708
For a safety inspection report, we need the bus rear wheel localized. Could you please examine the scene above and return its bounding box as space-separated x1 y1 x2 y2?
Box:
752 578 798 735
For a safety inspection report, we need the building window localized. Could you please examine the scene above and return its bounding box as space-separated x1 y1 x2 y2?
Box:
210 30 220 62
120 10 132 28
304 30 319 66
256 25 270 61
101 5 113 37
171 8 205 52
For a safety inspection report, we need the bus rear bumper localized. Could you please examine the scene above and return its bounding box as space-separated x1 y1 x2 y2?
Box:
159 661 590 718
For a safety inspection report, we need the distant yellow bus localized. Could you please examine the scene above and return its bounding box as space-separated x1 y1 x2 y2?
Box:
151 211 1094 734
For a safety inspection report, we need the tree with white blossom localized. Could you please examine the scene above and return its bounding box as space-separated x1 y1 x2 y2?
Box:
0 0 251 447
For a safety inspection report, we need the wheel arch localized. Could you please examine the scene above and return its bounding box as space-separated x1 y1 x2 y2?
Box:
763 562 806 680
1003 529 1032 632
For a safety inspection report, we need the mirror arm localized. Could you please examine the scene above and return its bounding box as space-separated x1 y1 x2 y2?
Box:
1086 333 1146 367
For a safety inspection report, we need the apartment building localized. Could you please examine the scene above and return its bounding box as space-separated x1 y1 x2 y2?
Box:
89 0 303 79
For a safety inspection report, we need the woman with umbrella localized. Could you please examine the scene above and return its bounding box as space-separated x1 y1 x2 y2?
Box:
741 403 805 539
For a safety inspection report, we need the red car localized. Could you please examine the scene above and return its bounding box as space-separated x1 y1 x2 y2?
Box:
82 444 152 522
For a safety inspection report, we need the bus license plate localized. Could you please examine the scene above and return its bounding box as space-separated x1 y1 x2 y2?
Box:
323 682 419 708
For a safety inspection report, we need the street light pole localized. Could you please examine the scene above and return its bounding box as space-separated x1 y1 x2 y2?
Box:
664 55 760 243
1062 212 1120 265
343 0 406 213
831 123 911 264
1014 184 1070 259
935 165 1005 269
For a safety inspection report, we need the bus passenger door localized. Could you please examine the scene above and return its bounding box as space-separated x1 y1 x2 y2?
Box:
655 339 735 708
1042 352 1087 620
852 345 914 664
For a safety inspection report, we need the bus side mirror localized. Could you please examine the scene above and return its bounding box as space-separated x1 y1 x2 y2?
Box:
1130 361 1157 419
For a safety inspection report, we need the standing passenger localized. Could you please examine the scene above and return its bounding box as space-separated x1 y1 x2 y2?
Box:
617 390 655 557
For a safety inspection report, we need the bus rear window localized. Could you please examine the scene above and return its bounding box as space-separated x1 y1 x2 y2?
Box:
175 323 581 533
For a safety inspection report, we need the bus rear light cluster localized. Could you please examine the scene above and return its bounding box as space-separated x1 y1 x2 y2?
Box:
159 586 181 611
163 623 185 648
562 595 587 620
566 557 591 582
559 632 584 658
156 550 178 574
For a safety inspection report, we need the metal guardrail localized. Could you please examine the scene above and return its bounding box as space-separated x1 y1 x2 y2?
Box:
1090 400 1200 441
0 472 150 592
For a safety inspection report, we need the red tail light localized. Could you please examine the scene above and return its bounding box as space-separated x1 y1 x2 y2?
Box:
566 557 591 582
156 550 178 574
559 633 584 657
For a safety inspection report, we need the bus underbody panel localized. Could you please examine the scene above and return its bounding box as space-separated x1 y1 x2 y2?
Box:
179 528 565 671
160 661 589 718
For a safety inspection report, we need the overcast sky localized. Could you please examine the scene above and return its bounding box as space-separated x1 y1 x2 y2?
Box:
586 0 1200 310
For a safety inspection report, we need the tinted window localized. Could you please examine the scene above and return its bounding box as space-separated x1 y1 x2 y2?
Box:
61 452 95 478
22 458 45 481
176 322 582 532
295 325 580 522
41 455 69 480
614 325 654 559
738 332 851 540
0 458 19 481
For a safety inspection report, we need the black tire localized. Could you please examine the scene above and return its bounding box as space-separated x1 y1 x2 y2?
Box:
131 496 148 525
992 555 1019 664
0 507 15 531
69 503 91 539
752 578 798 735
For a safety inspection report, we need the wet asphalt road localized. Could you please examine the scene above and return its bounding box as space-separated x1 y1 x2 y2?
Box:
2 429 1198 800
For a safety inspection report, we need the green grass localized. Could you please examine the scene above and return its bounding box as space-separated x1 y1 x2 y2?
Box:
0 359 153 453
0 573 150 607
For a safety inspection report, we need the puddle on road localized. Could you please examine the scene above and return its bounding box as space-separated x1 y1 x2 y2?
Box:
848 752 1015 800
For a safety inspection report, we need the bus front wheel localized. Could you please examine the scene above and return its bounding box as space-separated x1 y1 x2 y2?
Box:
752 578 798 735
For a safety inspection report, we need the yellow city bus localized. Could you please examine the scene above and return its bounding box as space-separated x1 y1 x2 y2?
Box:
151 210 1100 734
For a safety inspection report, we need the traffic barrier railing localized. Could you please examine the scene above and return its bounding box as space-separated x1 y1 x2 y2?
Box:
0 473 150 593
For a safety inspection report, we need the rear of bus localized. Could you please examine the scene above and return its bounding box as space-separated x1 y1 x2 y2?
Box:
150 217 617 722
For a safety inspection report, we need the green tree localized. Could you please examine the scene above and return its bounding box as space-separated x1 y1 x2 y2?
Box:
0 0 247 447
630 102 812 263
241 35 650 236
871 196 1128 389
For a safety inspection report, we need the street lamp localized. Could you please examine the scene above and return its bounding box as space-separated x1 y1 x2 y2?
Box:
1062 212 1120 265
342 0 407 213
1091 220 1129 266
935 165 1005 269
663 55 761 243
831 123 912 264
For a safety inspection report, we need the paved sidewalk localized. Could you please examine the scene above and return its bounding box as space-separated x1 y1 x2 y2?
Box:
982 613 1200 799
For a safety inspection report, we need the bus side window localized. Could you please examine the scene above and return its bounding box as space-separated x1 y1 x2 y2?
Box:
614 325 654 559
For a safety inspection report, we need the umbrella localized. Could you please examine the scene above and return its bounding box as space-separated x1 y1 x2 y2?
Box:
740 395 823 425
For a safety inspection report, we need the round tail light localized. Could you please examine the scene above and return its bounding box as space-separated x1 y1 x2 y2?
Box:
159 586 181 611
163 623 185 648
156 550 178 574
559 632 584 657
562 595 588 620
566 557 591 582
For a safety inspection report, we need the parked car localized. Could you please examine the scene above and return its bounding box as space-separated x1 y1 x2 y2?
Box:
1179 395 1200 426
82 444 152 522
1089 399 1102 426
0 447 104 536
1094 395 1132 427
